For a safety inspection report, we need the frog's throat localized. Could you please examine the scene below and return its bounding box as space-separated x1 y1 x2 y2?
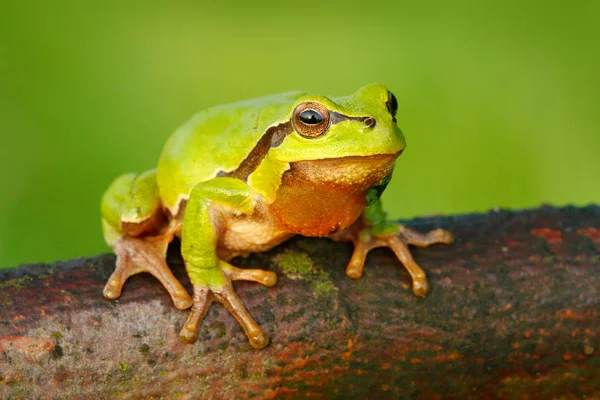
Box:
266 152 401 237
285 152 401 190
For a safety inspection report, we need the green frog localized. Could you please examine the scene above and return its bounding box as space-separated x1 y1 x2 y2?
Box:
100 83 454 349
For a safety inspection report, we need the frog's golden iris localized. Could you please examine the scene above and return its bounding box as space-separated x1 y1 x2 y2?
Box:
101 84 454 349
292 101 330 138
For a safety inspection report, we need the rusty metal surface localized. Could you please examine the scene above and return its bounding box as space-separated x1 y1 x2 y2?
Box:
0 206 599 399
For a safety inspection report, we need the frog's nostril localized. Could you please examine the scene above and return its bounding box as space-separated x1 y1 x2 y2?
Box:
364 118 376 128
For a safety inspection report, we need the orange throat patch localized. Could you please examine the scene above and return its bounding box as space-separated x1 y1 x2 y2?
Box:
268 153 399 237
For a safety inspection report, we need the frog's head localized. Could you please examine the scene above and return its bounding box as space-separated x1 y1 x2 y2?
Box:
264 83 405 201
263 84 407 234
270 83 406 163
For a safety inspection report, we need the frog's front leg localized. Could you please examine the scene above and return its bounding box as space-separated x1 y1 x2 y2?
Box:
331 199 454 296
178 177 277 349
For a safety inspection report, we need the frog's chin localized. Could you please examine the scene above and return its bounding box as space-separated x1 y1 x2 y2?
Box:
288 151 401 191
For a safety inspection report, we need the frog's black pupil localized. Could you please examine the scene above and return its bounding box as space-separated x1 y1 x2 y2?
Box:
299 110 323 124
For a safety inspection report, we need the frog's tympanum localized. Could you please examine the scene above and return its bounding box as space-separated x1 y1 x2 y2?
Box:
101 84 454 349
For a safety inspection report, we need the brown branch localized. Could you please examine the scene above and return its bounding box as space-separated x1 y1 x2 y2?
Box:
1 206 599 399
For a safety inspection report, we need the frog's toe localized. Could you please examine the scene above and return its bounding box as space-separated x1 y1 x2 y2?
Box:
180 325 199 344
103 281 122 300
412 279 430 297
425 228 454 245
173 294 193 310
247 328 270 349
399 226 455 247
344 240 369 279
216 282 271 349
261 271 278 287
102 254 135 300
346 266 362 279
436 229 455 245
179 286 211 344
222 264 278 287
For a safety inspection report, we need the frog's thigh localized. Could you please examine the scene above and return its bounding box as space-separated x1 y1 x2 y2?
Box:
180 178 274 349
101 170 192 310
101 170 163 240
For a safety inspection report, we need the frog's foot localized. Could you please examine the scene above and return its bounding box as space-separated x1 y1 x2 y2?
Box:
339 225 453 297
179 264 277 349
104 236 193 310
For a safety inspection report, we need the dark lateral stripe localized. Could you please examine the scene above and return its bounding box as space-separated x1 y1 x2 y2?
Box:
330 111 370 125
218 121 292 181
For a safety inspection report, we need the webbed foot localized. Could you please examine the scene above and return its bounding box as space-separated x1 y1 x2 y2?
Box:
104 236 193 310
179 263 277 349
334 224 453 296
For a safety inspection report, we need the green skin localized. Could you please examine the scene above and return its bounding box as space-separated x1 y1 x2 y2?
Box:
101 83 454 349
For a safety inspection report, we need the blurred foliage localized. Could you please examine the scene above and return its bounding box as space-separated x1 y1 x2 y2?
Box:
1 0 598 267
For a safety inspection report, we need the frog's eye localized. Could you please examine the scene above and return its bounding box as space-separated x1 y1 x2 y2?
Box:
386 91 398 122
292 102 330 138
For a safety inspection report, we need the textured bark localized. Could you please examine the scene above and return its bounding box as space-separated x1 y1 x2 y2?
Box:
0 206 599 399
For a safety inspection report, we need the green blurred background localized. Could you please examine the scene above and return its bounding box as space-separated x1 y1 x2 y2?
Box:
1 1 598 267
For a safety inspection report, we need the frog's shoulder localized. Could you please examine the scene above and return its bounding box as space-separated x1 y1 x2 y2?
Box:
157 91 305 214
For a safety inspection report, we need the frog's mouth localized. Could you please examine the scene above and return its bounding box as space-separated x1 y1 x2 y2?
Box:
287 151 401 192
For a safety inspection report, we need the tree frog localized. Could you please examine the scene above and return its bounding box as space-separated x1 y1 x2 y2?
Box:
100 84 454 349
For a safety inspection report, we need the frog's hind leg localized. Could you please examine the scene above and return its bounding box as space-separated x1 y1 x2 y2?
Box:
101 170 192 310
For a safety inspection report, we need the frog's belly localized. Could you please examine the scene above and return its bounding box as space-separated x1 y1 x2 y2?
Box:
216 206 293 260
268 154 397 237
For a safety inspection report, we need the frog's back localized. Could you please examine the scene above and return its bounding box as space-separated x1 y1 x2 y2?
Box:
157 91 305 214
